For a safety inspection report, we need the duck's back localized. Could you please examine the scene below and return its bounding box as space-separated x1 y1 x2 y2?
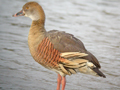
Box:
46 30 101 68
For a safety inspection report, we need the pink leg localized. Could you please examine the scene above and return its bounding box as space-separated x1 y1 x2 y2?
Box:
61 76 66 90
56 74 62 90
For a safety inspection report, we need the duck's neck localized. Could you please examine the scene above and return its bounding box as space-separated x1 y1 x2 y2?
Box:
30 19 46 32
28 19 46 57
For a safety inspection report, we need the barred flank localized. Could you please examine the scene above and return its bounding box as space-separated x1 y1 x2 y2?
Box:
36 37 62 68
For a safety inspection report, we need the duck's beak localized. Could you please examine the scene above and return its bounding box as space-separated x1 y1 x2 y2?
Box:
12 10 25 17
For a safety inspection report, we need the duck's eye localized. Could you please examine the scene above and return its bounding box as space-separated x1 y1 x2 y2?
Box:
26 7 29 9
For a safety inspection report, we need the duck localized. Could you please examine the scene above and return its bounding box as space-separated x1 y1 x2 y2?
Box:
13 2 106 90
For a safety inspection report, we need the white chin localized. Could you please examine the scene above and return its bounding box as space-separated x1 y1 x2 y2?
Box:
29 15 40 21
24 14 28 17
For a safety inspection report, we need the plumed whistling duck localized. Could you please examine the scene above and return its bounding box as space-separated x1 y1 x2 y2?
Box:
13 2 106 90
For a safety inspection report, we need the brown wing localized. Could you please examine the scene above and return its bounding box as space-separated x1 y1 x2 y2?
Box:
46 30 101 68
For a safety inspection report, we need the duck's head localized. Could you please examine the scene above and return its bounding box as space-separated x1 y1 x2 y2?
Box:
13 2 45 21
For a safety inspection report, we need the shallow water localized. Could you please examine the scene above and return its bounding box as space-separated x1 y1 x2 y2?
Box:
0 0 120 90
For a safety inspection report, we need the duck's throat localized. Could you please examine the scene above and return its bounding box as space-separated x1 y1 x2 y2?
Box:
31 19 45 31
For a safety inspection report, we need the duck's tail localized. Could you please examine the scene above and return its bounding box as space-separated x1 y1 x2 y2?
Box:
60 52 106 78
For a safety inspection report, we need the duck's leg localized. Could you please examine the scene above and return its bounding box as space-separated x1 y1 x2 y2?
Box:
61 76 66 90
57 74 62 90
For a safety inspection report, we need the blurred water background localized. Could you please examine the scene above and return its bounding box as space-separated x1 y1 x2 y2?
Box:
0 0 120 90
